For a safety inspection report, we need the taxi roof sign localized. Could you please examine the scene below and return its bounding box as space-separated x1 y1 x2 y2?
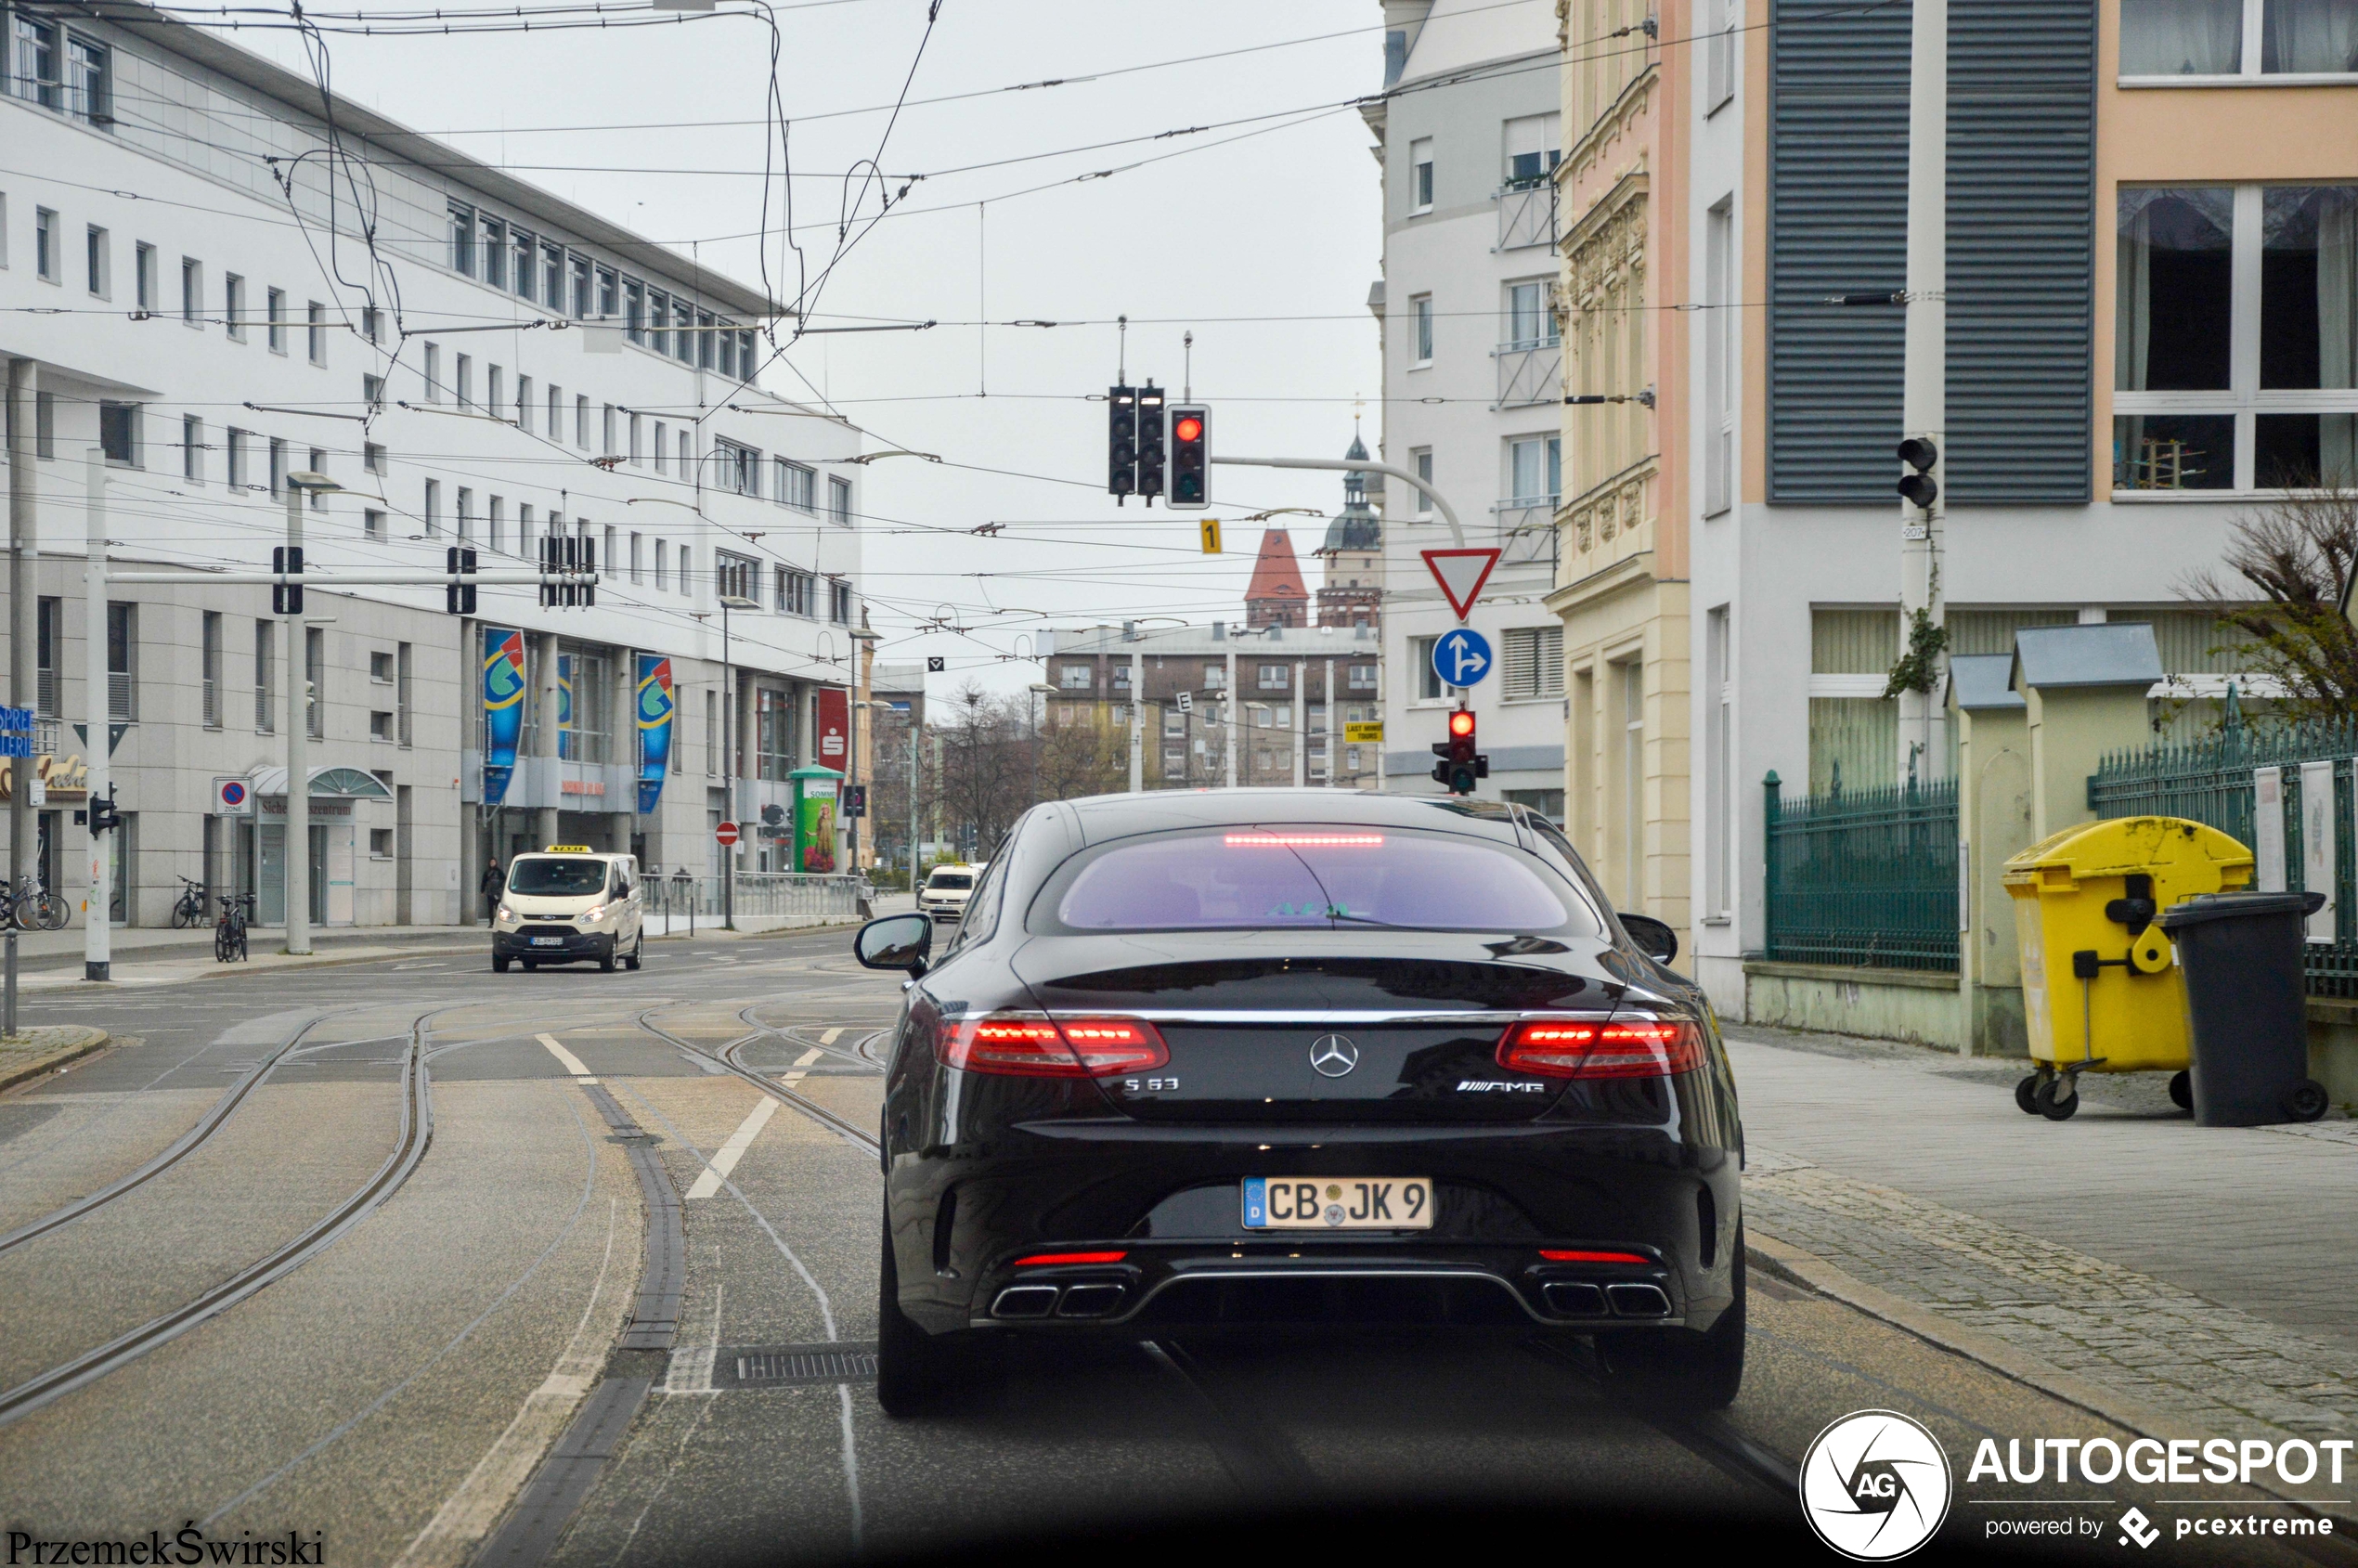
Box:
542 844 594 853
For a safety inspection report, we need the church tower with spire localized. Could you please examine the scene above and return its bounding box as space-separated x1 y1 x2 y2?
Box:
1314 424 1384 631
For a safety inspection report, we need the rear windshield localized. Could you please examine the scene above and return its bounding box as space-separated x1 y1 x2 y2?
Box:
1043 826 1597 935
927 873 974 890
509 859 610 897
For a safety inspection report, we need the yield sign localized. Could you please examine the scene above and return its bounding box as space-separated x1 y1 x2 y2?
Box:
1420 548 1501 621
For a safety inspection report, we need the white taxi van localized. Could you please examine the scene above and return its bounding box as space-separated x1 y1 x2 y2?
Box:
917 863 984 922
492 847 645 973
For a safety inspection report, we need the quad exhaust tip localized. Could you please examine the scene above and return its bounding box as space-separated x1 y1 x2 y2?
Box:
1541 1279 1673 1318
991 1281 1130 1320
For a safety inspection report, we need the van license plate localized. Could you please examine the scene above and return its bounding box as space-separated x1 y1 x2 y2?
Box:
1243 1177 1432 1229
530 937 565 947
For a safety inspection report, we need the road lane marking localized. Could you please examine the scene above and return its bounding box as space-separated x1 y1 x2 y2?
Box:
819 1028 844 1044
538 1034 597 1084
684 1097 778 1200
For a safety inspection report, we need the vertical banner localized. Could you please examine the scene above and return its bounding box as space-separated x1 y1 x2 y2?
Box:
555 652 576 759
816 688 850 771
797 782 838 874
636 654 675 815
482 627 525 807
2300 759 2336 943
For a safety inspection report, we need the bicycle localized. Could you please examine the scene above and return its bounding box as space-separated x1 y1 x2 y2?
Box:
172 875 212 928
214 891 254 964
9 875 69 933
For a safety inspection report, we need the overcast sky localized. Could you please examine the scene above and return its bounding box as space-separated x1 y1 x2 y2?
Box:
237 0 1403 696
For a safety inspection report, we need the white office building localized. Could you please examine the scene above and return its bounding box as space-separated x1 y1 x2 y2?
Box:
1 1 867 928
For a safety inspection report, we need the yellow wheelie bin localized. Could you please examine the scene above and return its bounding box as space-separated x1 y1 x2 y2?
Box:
2002 817 2254 1121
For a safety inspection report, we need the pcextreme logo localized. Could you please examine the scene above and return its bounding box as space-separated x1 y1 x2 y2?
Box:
1799 1410 1955 1562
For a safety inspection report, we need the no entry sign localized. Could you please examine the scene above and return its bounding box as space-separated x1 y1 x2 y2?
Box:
715 821 741 847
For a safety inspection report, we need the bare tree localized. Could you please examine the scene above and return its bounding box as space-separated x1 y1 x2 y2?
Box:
937 682 1031 861
2179 485 2358 724
1036 713 1129 803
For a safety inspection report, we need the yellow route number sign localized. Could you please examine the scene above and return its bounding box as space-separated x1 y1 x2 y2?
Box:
1200 518 1223 554
1343 721 1384 744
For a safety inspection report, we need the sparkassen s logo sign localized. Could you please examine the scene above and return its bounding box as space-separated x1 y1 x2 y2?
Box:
1799 1409 1954 1561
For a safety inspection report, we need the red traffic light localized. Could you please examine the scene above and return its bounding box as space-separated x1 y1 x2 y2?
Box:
1174 415 1203 443
1448 709 1476 738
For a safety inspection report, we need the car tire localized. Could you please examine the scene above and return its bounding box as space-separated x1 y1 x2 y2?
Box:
599 940 617 974
2169 1070 2193 1111
875 1215 996 1418
493 954 510 974
624 934 642 972
1598 1229 1745 1412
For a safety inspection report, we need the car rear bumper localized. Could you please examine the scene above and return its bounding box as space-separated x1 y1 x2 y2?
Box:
887 1124 1740 1340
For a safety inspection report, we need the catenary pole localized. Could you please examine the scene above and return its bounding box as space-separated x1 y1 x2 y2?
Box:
6 360 32 1026
1224 647 1237 787
283 477 310 954
1129 646 1144 793
1899 0 1949 782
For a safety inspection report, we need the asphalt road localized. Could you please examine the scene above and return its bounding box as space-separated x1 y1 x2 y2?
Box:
0 928 2350 1566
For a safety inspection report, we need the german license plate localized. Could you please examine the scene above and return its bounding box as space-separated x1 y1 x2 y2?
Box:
530 936 566 947
1243 1176 1433 1230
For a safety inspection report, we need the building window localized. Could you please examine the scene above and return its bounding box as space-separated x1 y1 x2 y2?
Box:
2115 185 2358 490
457 486 474 541
717 551 759 603
9 13 58 110
1506 279 1558 348
370 828 394 860
84 224 107 296
830 475 853 525
448 201 475 275
479 214 506 290
1349 664 1379 691
1706 0 1739 110
775 567 816 616
32 206 54 282
226 428 248 488
487 364 504 416
1704 199 1736 516
1203 664 1226 689
225 273 246 340
371 706 395 741
183 415 203 482
1409 136 1434 213
629 533 643 583
1257 664 1289 691
1503 113 1561 188
547 383 563 436
757 689 795 781
575 395 590 448
422 342 442 402
267 287 287 354
515 374 533 432
1509 434 1561 504
370 652 395 684
424 478 442 536
1060 664 1093 691
364 508 385 540
1502 626 1566 700
2120 0 2358 78
268 437 286 499
570 253 592 318
1411 448 1434 513
830 579 854 625
654 539 668 590
489 496 506 554
718 438 760 496
454 355 473 409
201 612 223 729
253 620 275 732
107 603 136 721
778 459 815 511
511 227 535 300
63 32 107 122
181 257 200 322
306 449 327 506
134 241 154 309
364 441 385 475
541 240 564 311
1411 293 1433 365
98 402 137 466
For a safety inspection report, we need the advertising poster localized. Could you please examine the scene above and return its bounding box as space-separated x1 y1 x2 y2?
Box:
636 654 675 815
555 652 576 758
797 784 838 874
482 627 525 806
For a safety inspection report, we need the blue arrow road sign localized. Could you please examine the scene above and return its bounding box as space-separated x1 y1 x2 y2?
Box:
1432 628 1493 689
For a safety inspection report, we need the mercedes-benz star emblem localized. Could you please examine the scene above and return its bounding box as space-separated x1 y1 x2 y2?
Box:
1309 1035 1359 1078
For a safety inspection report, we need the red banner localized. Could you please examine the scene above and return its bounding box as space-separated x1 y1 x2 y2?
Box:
816 688 850 771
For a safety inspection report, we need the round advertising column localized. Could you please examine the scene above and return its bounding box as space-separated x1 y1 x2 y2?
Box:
788 764 845 875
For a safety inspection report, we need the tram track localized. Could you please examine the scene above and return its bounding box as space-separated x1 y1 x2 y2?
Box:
0 1010 440 1429
634 1008 881 1156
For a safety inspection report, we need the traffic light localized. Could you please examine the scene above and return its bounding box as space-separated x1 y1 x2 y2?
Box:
540 535 560 608
1135 383 1166 506
446 546 478 616
846 784 867 819
1429 706 1487 795
272 546 304 616
88 784 123 835
1108 384 1137 503
540 534 595 607
1897 436 1938 512
1168 404 1209 510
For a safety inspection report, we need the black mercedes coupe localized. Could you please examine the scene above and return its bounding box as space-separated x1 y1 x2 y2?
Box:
852 789 1745 1415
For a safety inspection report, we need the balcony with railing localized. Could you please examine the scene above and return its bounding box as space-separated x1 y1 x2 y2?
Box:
1496 178 1557 252
1494 336 1561 409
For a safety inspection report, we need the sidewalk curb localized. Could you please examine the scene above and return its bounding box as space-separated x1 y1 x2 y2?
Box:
1746 1227 2358 1533
0 1028 112 1095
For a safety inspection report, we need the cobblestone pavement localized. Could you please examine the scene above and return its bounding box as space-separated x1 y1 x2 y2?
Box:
1730 1025 2358 1445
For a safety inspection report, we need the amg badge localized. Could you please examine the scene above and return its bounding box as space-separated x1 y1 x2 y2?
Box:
1456 1080 1547 1093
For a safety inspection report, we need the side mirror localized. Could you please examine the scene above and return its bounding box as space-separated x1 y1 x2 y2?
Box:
854 913 933 975
1620 913 1678 966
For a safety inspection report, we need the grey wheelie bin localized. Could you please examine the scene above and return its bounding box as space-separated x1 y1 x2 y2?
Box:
2156 890 2330 1127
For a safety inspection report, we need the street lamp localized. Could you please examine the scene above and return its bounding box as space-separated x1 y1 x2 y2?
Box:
849 627 881 873
822 451 941 466
282 470 341 956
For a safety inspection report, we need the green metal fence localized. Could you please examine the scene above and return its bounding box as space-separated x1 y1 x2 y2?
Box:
1763 771 1960 972
2089 708 2358 999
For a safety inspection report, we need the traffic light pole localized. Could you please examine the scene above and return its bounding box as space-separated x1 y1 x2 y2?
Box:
284 478 310 955
83 453 110 982
1899 0 1949 784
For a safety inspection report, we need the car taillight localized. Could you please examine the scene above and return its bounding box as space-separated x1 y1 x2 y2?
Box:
1496 1016 1704 1079
938 1013 1169 1077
